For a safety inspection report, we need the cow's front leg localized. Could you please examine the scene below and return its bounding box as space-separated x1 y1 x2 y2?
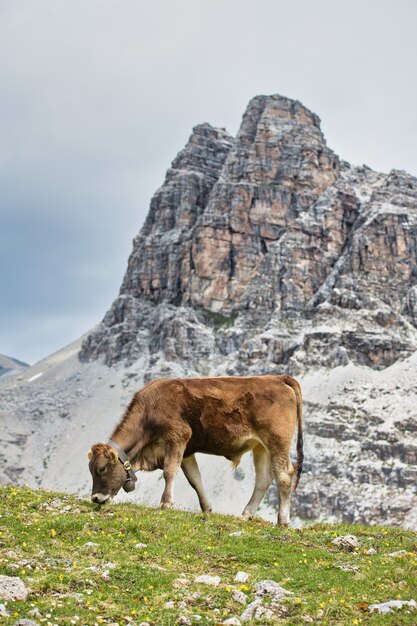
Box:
160 442 186 510
181 454 212 513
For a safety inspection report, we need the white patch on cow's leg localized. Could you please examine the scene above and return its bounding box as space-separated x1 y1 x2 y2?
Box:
278 490 291 526
242 444 272 519
181 454 212 513
271 457 294 526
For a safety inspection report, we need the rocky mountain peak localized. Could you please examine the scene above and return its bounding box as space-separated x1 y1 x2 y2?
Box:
80 93 417 375
223 93 337 188
118 121 233 305
170 122 232 177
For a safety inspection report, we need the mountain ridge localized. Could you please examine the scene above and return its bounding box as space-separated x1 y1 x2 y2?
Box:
0 354 29 378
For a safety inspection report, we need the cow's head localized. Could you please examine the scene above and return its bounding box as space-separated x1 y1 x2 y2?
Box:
88 443 129 504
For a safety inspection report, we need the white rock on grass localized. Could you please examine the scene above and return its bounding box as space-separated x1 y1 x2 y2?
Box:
331 535 359 552
241 600 274 622
254 605 275 621
0 576 28 601
164 601 175 609
369 599 416 614
229 531 244 537
173 578 191 588
14 620 39 626
240 600 261 622
255 580 293 601
388 550 407 557
135 543 148 549
50 498 64 509
0 604 8 617
336 564 359 572
234 571 249 583
194 575 221 586
223 618 242 625
232 590 248 605
239 578 294 621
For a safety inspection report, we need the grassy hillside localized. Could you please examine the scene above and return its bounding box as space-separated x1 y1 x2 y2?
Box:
0 485 416 625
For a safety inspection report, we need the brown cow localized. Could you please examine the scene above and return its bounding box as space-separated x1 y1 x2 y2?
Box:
88 374 303 525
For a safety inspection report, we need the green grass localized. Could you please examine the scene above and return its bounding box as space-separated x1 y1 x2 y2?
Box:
200 309 239 329
0 485 416 625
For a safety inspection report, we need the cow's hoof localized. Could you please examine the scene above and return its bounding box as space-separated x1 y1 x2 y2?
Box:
160 502 172 510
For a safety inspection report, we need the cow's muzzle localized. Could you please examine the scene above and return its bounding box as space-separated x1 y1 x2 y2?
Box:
91 493 111 505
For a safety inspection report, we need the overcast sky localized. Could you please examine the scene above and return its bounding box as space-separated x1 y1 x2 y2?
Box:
1 0 416 364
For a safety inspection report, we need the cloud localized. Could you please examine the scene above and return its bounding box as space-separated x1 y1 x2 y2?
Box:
0 310 95 365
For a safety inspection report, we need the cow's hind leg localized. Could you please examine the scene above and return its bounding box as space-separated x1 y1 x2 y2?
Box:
270 453 295 526
242 444 273 519
181 454 212 513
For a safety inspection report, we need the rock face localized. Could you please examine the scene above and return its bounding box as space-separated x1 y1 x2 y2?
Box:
80 94 417 378
3 94 417 529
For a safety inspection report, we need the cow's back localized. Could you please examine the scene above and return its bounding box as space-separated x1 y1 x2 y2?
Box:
171 375 299 460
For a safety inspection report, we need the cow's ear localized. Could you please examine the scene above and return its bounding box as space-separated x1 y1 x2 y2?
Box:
108 447 119 465
87 448 93 460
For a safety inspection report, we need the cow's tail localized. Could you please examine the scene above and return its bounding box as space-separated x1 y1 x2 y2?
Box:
283 375 304 491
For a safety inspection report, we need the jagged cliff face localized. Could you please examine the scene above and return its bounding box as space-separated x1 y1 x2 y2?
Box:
76 94 417 528
80 94 417 376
